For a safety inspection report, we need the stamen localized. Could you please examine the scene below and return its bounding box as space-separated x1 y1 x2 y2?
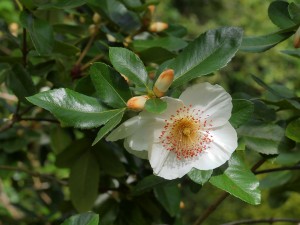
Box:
159 105 213 159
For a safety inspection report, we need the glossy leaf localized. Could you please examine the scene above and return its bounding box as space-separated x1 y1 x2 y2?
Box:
90 62 131 108
145 98 167 114
20 11 54 55
229 99 254 128
286 118 300 142
238 123 285 155
288 3 300 23
109 47 149 89
26 88 124 128
241 31 293 52
169 27 243 87
132 36 188 52
61 212 99 225
188 169 213 185
6 64 36 102
268 1 295 29
154 183 180 216
69 151 100 212
92 108 125 145
210 153 261 205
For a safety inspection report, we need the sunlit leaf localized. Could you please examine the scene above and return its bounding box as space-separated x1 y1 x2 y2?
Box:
90 62 131 108
109 47 149 89
230 99 254 128
169 27 243 87
61 212 99 225
26 88 124 128
210 152 261 205
286 118 300 142
188 169 213 185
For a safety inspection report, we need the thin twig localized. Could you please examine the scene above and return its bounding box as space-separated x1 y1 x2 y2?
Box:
193 158 267 225
75 29 98 66
80 54 103 71
255 165 300 175
222 218 300 225
0 165 67 186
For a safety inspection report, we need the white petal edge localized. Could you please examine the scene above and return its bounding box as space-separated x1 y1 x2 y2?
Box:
106 116 140 142
179 82 232 127
193 122 237 170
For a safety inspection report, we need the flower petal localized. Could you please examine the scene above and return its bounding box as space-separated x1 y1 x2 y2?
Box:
149 143 195 180
124 139 148 159
179 82 232 127
106 116 140 142
193 122 237 170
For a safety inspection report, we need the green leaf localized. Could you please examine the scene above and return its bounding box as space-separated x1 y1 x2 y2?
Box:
6 64 36 102
38 0 87 9
229 99 254 128
144 98 167 114
50 127 72 154
132 36 188 52
259 171 293 189
286 118 300 142
188 169 213 185
69 151 100 212
90 62 131 108
61 212 99 225
209 152 261 205
20 11 54 55
281 49 300 58
92 108 125 146
94 142 126 177
268 1 295 29
238 123 285 155
169 27 243 87
109 47 148 89
288 3 300 23
26 88 124 129
241 31 294 53
53 41 80 55
138 47 176 64
56 138 90 168
0 63 10 84
132 175 168 196
154 183 180 216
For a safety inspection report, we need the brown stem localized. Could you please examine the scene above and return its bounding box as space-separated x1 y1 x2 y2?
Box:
222 218 300 225
193 158 267 225
75 30 98 66
0 165 67 186
255 165 300 175
80 54 103 71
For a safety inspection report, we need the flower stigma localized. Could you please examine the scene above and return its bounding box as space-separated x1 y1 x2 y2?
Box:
159 104 213 160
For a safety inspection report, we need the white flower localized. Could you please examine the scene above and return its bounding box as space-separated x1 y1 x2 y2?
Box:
106 82 237 180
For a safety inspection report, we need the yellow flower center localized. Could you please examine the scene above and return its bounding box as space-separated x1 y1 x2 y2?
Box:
159 105 213 159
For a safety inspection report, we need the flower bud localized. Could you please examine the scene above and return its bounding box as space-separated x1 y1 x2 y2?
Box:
9 23 19 37
153 69 174 97
127 95 149 111
88 24 97 35
93 13 101 24
149 22 168 33
294 26 300 48
148 5 156 15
